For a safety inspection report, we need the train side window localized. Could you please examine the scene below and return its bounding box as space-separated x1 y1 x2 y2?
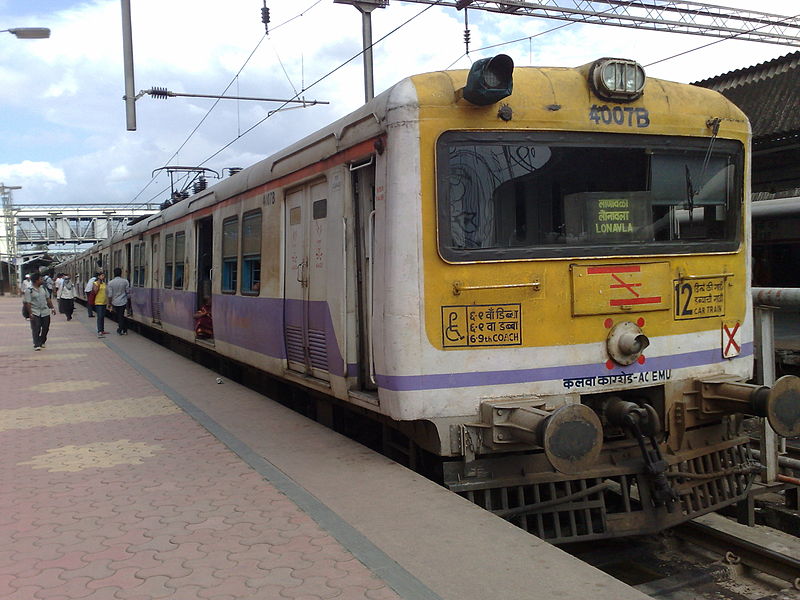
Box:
174 232 185 290
241 210 261 295
164 234 174 289
133 242 146 287
222 217 238 294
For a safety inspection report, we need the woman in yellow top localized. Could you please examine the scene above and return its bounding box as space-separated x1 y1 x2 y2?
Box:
93 272 109 337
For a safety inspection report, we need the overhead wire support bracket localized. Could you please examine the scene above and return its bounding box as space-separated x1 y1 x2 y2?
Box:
134 88 329 106
395 0 800 47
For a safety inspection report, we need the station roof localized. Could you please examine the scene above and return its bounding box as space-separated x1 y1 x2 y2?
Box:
693 51 800 142
694 51 800 195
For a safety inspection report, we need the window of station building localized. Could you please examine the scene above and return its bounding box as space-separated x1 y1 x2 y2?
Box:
222 217 238 294
174 232 186 290
241 210 261 295
164 234 174 289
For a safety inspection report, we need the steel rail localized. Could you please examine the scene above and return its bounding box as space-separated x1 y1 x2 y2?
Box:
675 520 800 590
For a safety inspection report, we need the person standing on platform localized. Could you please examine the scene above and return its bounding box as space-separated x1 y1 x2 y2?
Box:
84 273 98 317
93 272 109 337
107 267 131 335
57 274 76 321
23 272 55 351
20 274 32 294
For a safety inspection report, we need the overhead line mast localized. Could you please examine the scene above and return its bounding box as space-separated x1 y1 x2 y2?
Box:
399 1 800 47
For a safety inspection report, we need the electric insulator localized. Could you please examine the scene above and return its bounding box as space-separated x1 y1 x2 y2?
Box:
150 87 169 100
464 29 471 46
261 2 270 34
193 177 207 194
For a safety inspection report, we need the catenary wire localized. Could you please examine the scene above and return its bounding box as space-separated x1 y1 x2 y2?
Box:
191 0 444 172
129 0 326 207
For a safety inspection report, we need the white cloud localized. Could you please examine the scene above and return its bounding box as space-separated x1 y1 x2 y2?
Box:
0 161 66 186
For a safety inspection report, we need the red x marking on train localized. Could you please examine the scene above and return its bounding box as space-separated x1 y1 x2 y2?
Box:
610 273 641 297
586 265 662 307
723 322 741 356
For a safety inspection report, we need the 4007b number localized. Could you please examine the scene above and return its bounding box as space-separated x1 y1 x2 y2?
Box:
589 105 650 128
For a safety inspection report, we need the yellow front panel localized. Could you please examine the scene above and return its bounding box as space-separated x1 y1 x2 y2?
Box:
411 66 749 352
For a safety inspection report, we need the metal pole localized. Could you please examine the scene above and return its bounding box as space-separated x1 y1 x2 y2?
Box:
333 1 386 102
361 9 375 102
121 0 137 131
754 305 779 482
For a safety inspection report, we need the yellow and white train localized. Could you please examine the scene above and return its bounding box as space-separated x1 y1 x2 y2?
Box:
62 55 800 543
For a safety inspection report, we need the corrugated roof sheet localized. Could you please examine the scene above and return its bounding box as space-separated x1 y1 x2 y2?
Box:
693 52 800 139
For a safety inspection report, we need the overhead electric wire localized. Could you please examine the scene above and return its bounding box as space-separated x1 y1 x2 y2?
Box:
130 0 326 207
193 0 444 171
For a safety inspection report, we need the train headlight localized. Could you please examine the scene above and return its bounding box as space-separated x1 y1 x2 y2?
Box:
461 54 514 106
590 58 645 103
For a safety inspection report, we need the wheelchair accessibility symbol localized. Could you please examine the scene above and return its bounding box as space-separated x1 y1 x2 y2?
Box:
444 309 466 345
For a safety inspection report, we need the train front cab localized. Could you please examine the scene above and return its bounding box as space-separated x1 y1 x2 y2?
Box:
407 57 800 543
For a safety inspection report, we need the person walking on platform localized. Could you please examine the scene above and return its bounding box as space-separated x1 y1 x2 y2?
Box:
57 273 76 321
85 272 98 317
92 272 109 337
107 267 130 335
23 272 55 351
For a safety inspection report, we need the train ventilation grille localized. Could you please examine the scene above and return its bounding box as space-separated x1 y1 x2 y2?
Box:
284 326 329 372
285 326 305 364
307 328 328 371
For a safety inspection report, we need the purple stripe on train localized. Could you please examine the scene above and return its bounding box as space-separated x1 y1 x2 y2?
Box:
375 343 754 392
129 288 350 377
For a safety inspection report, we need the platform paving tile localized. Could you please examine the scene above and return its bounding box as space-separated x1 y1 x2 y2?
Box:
0 299 402 600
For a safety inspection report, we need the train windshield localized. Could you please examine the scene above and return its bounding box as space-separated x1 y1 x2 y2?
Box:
436 132 743 261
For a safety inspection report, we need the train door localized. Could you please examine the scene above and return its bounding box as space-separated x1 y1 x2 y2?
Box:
124 243 131 280
196 217 214 340
150 233 162 325
284 181 330 381
352 160 377 389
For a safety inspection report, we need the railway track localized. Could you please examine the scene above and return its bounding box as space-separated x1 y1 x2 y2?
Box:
674 519 800 592
566 512 800 599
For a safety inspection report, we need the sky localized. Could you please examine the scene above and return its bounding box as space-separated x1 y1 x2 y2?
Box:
1 0 798 208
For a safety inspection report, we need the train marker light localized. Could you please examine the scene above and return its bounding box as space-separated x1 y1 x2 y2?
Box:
461 54 514 106
589 58 645 103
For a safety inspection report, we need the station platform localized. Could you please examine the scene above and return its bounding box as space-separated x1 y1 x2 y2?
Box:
0 296 651 600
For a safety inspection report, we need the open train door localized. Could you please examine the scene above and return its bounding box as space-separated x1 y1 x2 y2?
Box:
284 181 331 382
195 217 214 340
351 159 377 390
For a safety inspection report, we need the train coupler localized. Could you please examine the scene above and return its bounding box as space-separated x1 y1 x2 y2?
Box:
604 397 679 508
